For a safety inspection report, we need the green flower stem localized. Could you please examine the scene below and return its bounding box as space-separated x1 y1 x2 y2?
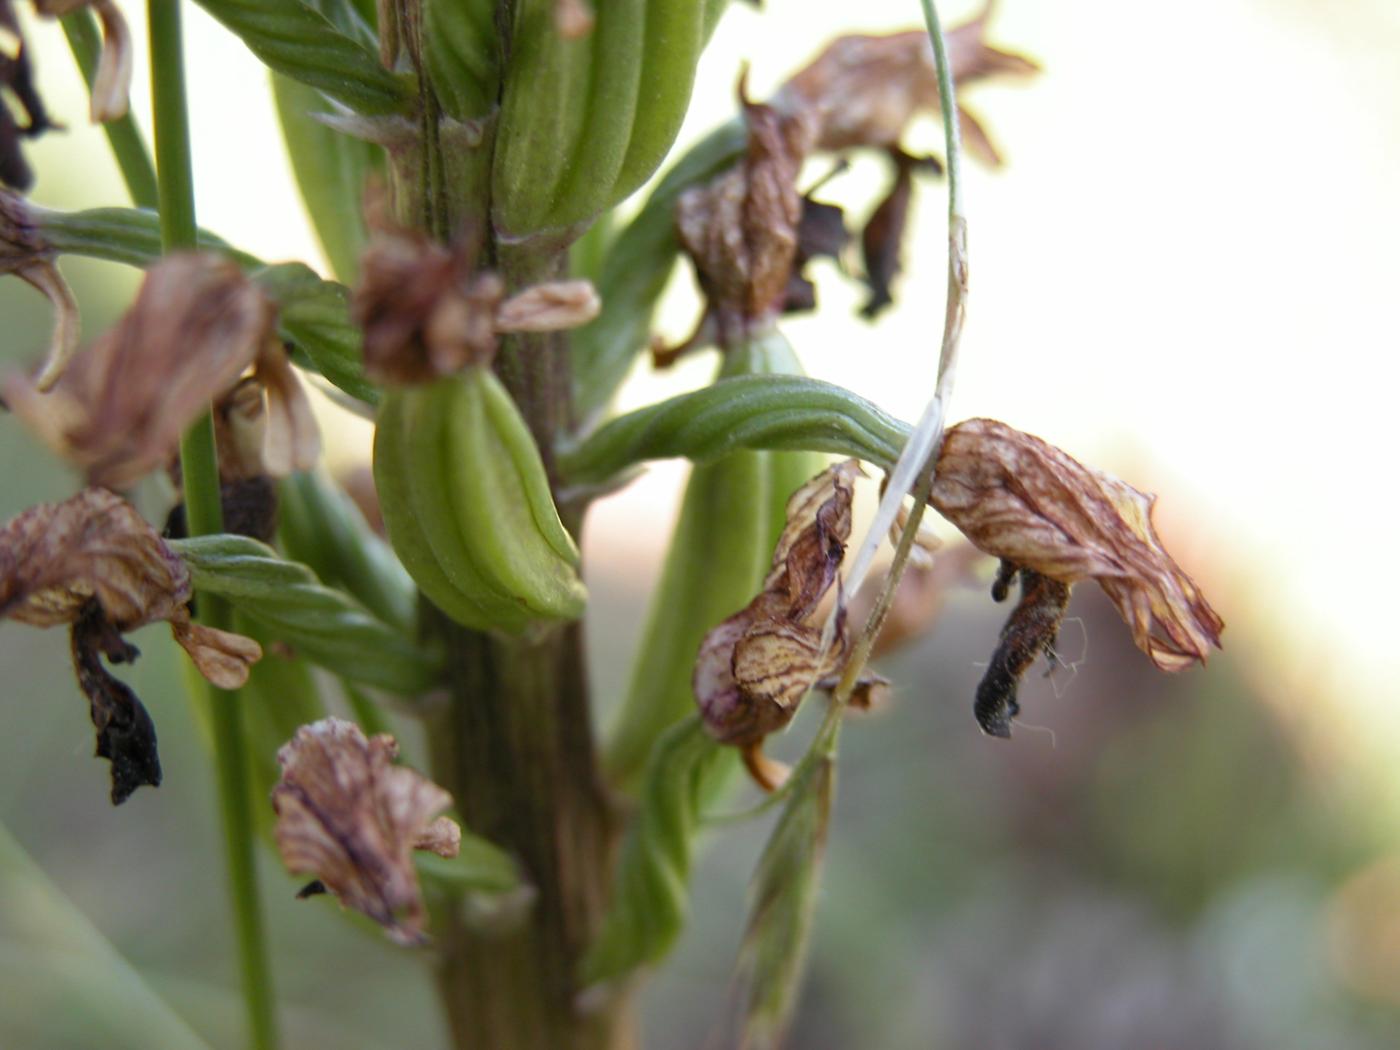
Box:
60 10 160 209
149 1 279 1047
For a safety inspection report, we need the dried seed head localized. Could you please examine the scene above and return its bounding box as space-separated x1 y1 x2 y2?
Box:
352 195 502 382
0 488 261 800
931 418 1224 672
1 188 79 390
31 0 132 122
674 92 811 349
695 461 869 786
777 10 1037 154
272 718 462 944
4 253 283 488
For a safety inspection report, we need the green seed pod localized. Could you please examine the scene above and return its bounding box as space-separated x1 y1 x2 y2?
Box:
492 0 710 237
376 369 587 632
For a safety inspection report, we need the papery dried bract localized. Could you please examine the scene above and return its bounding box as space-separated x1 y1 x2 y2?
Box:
694 461 861 787
4 253 283 487
930 418 1224 672
272 718 462 944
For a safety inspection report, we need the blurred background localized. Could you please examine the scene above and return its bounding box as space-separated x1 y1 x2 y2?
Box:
3 0 1400 1047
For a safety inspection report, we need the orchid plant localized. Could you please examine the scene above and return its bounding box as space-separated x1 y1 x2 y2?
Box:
0 1 1221 1048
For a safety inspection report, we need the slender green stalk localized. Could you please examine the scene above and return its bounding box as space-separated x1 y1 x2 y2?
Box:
149 2 279 1047
60 10 160 209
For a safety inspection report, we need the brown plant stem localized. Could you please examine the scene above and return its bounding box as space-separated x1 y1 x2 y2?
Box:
425 255 627 1049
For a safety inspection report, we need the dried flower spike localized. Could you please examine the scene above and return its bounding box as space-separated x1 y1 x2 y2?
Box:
930 418 1223 732
0 488 261 800
272 718 462 944
694 460 871 789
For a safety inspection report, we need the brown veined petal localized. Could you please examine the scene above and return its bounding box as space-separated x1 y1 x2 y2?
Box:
494 279 600 333
272 718 462 944
4 252 276 488
931 418 1224 671
169 616 262 689
254 342 321 476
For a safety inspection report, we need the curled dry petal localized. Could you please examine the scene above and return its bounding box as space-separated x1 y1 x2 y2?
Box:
495 279 600 333
32 0 133 122
254 344 321 476
1 188 79 391
674 93 810 348
272 718 462 944
930 418 1224 672
351 194 501 383
4 252 278 488
973 566 1070 737
776 6 1038 154
694 461 862 785
0 488 262 801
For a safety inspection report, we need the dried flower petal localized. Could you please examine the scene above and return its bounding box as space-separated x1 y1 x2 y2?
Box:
495 279 600 333
860 150 941 319
254 343 321 476
776 7 1038 154
32 0 132 122
351 194 501 383
272 718 461 944
0 488 262 800
784 195 849 315
931 418 1224 672
4 253 278 488
675 91 811 349
1 188 79 390
694 461 862 784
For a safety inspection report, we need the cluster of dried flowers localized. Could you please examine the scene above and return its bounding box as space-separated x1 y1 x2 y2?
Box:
660 3 1038 362
694 421 1225 779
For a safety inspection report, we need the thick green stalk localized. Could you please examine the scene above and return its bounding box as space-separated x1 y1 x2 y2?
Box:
60 10 160 209
148 2 279 1047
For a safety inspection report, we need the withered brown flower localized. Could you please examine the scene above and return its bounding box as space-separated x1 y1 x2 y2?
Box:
4 252 318 487
0 488 262 801
1 188 78 389
929 418 1224 732
272 718 462 944
352 192 599 383
860 149 942 320
694 460 879 789
669 92 811 356
31 0 132 123
775 5 1038 156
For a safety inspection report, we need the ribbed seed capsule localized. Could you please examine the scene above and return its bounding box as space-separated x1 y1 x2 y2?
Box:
374 369 586 633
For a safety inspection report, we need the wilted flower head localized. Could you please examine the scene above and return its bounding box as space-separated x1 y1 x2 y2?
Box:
0 488 262 801
31 0 132 123
4 252 318 487
1 188 78 389
930 418 1224 690
694 460 882 789
776 4 1038 158
272 718 462 944
352 192 599 384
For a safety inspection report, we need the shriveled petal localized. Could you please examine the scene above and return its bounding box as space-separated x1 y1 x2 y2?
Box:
1 190 80 391
495 279 600 333
931 418 1224 670
695 461 861 780
6 253 276 488
170 616 262 689
272 718 460 944
0 488 190 631
88 0 133 123
254 344 321 476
